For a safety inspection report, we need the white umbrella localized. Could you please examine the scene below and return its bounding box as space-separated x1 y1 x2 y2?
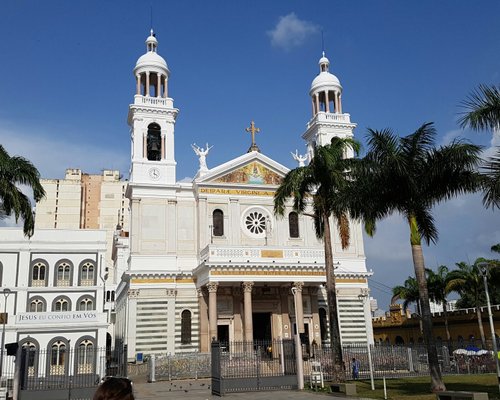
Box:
453 349 467 354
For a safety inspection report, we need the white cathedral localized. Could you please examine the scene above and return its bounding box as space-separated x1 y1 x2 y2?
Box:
113 31 374 359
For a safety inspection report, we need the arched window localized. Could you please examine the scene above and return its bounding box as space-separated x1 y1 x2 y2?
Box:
319 307 328 342
49 340 67 375
77 339 94 374
79 261 95 286
212 209 224 237
147 123 162 161
56 261 72 286
395 336 405 345
288 212 299 238
20 340 38 377
181 310 192 344
31 260 47 287
53 296 71 312
77 296 94 311
29 297 46 312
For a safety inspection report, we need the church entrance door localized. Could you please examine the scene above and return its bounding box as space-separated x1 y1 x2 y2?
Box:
252 312 271 341
218 325 229 343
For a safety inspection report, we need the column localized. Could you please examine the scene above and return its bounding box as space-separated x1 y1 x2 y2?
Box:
315 93 320 114
310 287 321 347
293 282 304 334
207 282 218 341
198 288 209 352
136 74 141 95
164 77 168 98
325 91 330 113
242 282 254 342
156 73 161 97
161 134 165 160
338 93 342 113
145 72 150 96
311 98 316 117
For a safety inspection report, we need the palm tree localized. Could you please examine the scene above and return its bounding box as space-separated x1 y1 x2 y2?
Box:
447 260 488 347
274 136 360 382
427 266 453 346
392 276 421 314
351 122 482 392
0 144 45 237
459 84 500 209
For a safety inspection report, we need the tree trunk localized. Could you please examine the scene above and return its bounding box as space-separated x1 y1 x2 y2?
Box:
409 218 446 392
323 213 345 382
443 302 451 348
476 307 486 348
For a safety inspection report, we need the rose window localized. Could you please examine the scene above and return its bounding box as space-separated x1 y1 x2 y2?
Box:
245 211 267 234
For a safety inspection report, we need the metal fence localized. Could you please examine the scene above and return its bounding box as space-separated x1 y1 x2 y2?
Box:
304 342 499 384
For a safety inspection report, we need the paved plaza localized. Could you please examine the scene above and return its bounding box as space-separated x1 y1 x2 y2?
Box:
132 378 374 400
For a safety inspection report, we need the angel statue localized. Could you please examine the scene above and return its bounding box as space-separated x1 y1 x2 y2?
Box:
291 150 308 167
191 143 213 171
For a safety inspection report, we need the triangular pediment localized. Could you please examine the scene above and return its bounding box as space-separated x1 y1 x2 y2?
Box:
195 152 289 186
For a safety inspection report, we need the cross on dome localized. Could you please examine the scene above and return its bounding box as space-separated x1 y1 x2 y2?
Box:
245 121 261 153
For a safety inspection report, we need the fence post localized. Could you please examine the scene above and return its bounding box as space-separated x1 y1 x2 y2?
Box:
148 354 156 383
408 348 414 372
279 338 285 375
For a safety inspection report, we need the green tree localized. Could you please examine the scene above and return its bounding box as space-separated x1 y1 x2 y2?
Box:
459 84 500 209
447 260 488 347
351 122 482 392
0 144 45 237
427 265 453 346
274 137 360 382
392 276 423 334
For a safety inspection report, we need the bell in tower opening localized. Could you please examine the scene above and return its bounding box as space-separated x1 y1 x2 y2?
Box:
147 123 162 161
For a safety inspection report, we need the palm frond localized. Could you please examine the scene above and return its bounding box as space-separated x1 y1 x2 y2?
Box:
459 84 500 131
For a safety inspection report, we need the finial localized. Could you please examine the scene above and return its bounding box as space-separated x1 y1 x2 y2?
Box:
245 121 261 153
322 51 325 57
150 28 154 36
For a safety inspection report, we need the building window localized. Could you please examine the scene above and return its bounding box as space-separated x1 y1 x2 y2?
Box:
147 123 162 161
21 341 38 377
53 296 71 312
77 339 94 374
80 261 95 286
56 261 71 286
242 207 271 238
212 209 224 237
31 261 47 287
319 307 328 342
77 296 94 311
29 297 46 312
50 340 66 375
181 310 192 344
288 212 299 238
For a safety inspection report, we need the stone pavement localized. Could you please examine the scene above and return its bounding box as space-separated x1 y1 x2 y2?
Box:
133 378 375 400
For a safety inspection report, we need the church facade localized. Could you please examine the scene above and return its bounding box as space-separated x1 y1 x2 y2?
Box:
115 31 374 359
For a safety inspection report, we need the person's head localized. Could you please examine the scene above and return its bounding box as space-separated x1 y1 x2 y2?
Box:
94 377 134 400
352 358 356 362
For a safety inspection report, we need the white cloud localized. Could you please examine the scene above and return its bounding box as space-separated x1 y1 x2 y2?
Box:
0 121 129 180
267 13 319 51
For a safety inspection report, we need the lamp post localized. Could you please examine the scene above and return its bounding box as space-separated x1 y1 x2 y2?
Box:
477 262 500 394
358 289 375 390
291 286 304 390
0 288 12 377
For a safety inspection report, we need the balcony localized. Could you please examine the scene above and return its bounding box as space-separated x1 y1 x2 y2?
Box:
306 112 351 128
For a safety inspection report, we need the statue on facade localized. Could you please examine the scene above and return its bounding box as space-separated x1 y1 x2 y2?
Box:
291 150 308 167
191 143 213 172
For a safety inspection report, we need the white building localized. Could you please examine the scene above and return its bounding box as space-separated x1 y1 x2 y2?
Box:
0 229 108 376
115 32 374 359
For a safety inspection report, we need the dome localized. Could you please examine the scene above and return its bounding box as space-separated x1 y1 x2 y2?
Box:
133 30 170 76
309 52 342 95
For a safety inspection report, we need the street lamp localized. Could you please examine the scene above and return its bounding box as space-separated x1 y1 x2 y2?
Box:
477 262 500 394
0 288 12 377
358 289 375 391
291 286 304 390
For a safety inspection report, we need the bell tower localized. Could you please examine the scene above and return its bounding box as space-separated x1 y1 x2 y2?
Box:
302 52 356 158
127 30 178 185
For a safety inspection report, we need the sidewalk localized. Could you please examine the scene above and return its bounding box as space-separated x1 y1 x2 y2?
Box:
133 378 375 400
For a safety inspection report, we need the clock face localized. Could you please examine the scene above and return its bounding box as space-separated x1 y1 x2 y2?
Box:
149 167 160 180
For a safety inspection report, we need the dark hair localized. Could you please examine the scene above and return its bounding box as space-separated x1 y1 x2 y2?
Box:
93 377 134 400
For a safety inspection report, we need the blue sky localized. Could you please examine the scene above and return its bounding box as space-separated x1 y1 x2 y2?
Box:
1 1 500 309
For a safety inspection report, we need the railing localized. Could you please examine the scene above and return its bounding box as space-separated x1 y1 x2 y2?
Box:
148 352 211 381
200 244 325 264
307 112 351 128
135 96 171 107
